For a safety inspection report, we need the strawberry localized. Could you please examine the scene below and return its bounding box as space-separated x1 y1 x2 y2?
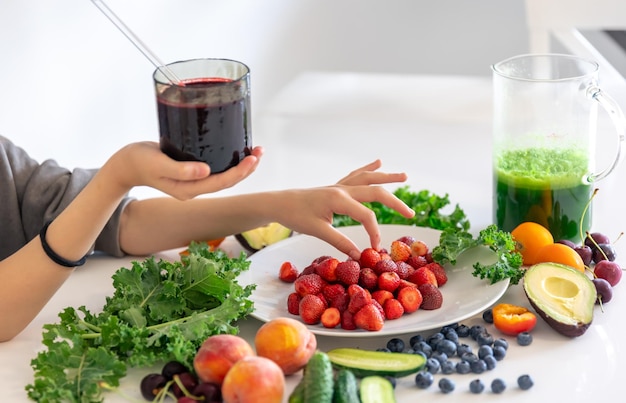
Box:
397 286 423 313
329 293 350 313
354 304 384 331
359 247 382 269
373 259 398 275
287 292 301 315
396 235 417 246
406 255 428 270
278 261 299 283
377 271 401 293
348 288 372 314
358 267 379 290
383 298 405 320
408 266 438 287
410 240 429 257
425 262 448 287
347 284 365 298
371 289 394 307
395 261 412 280
336 260 361 286
299 294 326 324
299 264 316 277
390 240 412 262
341 310 357 330
418 283 443 310
294 273 325 296
311 255 333 265
372 299 384 317
315 257 340 282
322 283 346 301
321 307 341 328
397 279 418 290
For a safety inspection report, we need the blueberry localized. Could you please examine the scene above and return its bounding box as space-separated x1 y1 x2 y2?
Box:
492 345 507 361
469 325 487 340
444 329 459 343
517 332 533 346
386 337 405 353
456 324 471 337
431 351 448 365
491 378 506 394
440 360 456 374
411 350 428 361
483 355 497 370
415 371 434 389
437 339 457 356
477 345 493 359
460 352 478 363
469 379 485 394
409 334 424 348
426 358 441 374
482 309 494 323
456 343 472 357
438 378 455 394
476 332 494 346
427 332 445 349
493 338 509 350
414 341 433 357
470 359 487 374
517 374 534 390
456 361 471 374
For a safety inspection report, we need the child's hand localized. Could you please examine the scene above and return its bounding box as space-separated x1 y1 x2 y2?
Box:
336 159 407 186
105 142 263 199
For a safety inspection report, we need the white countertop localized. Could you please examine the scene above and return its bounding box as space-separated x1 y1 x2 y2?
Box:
2 72 625 402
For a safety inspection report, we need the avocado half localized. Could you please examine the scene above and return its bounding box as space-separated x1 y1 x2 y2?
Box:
523 262 597 338
235 222 293 253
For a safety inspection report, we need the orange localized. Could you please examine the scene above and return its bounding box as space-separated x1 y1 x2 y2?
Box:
511 222 554 265
535 243 585 272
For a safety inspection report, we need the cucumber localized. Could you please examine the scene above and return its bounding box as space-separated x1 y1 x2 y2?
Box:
359 376 396 403
333 368 360 403
303 351 334 403
288 377 306 403
327 348 425 378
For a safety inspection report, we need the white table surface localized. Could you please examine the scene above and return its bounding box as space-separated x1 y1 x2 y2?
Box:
2 72 625 402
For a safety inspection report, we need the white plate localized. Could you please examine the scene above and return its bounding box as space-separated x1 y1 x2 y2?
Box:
242 225 509 337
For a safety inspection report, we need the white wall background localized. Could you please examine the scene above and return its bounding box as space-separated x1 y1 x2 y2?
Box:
0 0 529 170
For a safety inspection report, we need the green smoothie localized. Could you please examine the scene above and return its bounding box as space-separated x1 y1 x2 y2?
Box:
494 147 592 242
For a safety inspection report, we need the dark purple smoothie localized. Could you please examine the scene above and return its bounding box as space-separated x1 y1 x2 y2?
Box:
157 77 251 173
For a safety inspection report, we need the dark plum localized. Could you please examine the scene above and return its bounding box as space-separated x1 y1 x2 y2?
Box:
193 382 222 401
592 278 613 304
140 373 167 400
162 361 189 380
593 243 617 263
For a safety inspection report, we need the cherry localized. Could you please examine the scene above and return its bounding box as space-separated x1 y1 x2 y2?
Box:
594 260 622 286
140 373 167 400
556 239 576 249
592 278 613 304
593 243 617 263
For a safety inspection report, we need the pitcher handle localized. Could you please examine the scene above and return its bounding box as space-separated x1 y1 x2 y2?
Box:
587 85 626 182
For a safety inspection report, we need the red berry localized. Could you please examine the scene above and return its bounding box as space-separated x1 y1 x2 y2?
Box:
329 293 350 312
341 310 357 330
322 283 346 301
397 286 423 313
410 240 429 256
395 261 412 280
377 271 401 293
390 240 412 262
408 266 438 287
418 283 443 310
348 288 372 314
315 257 340 282
425 262 448 287
299 294 326 324
360 247 382 268
406 255 428 270
373 259 398 275
594 260 622 286
278 261 299 283
371 289 394 307
383 298 405 320
354 304 384 331
336 260 361 286
287 292 301 315
359 267 379 291
294 273 325 296
321 307 341 328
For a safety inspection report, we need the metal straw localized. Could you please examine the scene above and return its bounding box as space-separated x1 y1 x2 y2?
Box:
91 0 183 85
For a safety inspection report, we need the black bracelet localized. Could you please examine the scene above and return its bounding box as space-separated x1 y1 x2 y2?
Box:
39 220 87 267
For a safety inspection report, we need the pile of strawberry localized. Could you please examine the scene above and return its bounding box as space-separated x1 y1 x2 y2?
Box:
277 235 448 332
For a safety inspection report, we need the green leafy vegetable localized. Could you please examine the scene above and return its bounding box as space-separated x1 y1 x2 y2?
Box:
333 186 470 232
26 244 255 402
431 225 524 285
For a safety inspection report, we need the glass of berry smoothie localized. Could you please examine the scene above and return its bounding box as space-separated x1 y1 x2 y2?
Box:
492 54 625 242
153 58 252 174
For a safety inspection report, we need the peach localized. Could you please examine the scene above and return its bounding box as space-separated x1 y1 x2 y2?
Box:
254 317 317 375
193 334 255 384
222 356 285 403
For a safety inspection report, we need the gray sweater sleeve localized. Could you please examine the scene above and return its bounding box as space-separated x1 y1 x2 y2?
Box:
0 135 133 260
